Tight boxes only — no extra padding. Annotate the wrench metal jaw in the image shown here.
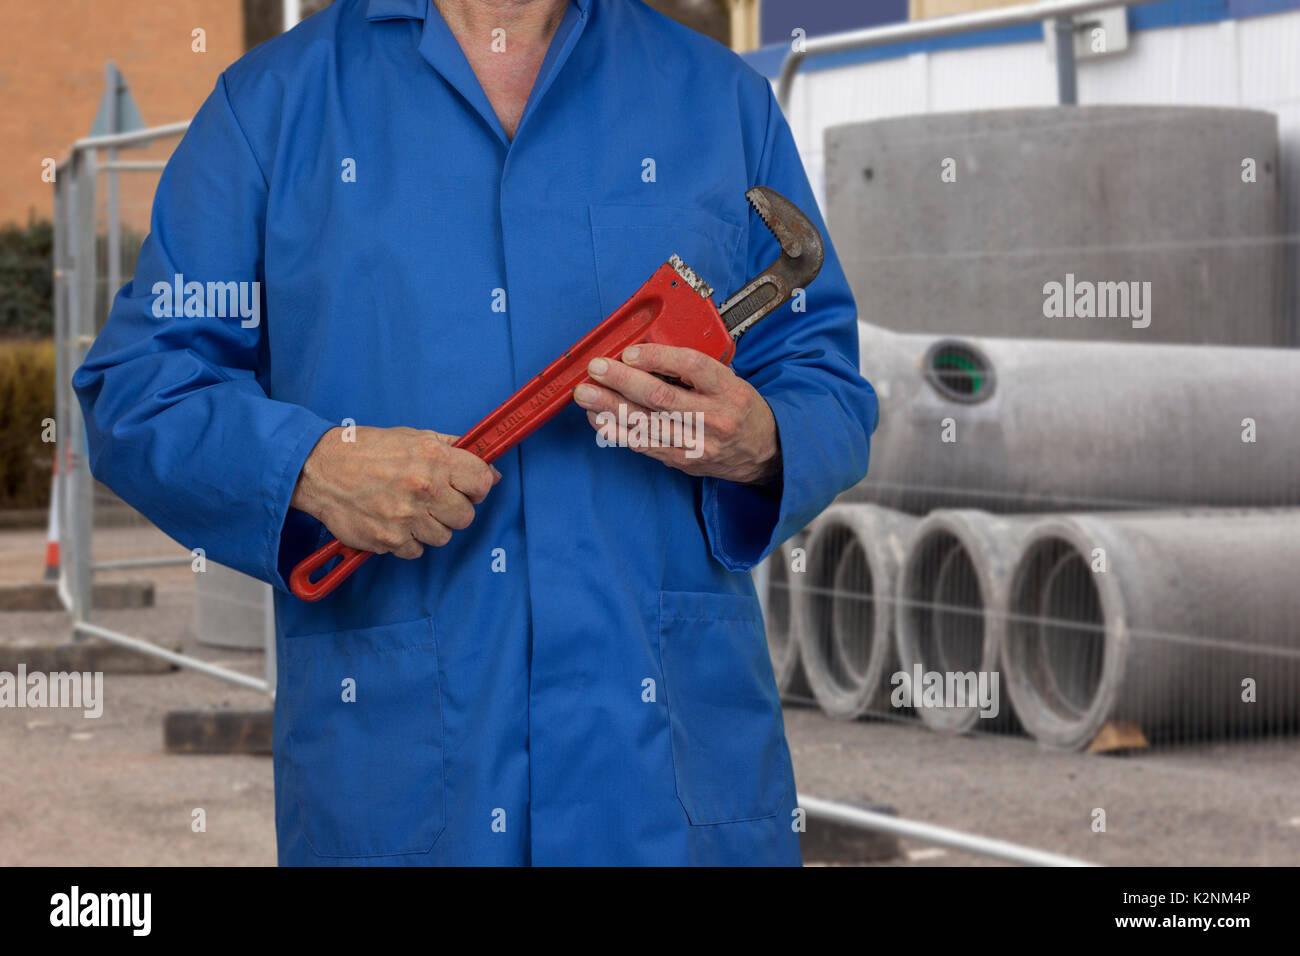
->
[719,186,825,340]
[668,254,714,300]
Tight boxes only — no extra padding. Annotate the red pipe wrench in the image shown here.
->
[290,186,825,600]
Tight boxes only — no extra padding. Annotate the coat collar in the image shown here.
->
[366,0,593,147]
[365,0,425,20]
[366,0,591,22]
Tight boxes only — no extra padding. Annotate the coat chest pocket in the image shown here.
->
[279,616,445,858]
[658,590,791,826]
[589,203,744,319]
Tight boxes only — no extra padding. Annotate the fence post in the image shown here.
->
[264,587,277,696]
[51,170,69,591]
[68,148,97,628]
[57,164,76,611]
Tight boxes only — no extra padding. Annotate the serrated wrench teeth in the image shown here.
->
[668,254,714,300]
[719,186,825,339]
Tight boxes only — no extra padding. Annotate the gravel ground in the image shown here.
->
[783,705,1300,866]
[1,526,274,866]
[3,525,1298,866]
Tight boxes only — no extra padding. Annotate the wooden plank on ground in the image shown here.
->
[0,580,155,612]
[164,710,273,755]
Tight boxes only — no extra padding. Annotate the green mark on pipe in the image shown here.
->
[935,353,982,394]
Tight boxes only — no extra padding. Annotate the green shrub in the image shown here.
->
[0,339,55,509]
[0,220,54,338]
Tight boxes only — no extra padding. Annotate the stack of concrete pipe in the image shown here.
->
[764,104,1300,747]
[892,510,1025,735]
[824,107,1287,347]
[794,504,914,719]
[757,533,814,702]
[849,324,1300,514]
[1001,510,1300,748]
[769,321,1300,748]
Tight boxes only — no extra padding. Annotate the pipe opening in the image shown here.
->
[905,531,984,675]
[830,537,875,685]
[924,340,994,404]
[807,524,869,695]
[1008,538,1106,720]
[765,553,792,661]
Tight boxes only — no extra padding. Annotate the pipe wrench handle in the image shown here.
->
[457,261,731,463]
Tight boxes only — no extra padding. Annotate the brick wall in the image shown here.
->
[0,0,245,226]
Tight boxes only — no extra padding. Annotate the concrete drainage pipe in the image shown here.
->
[794,504,915,719]
[1001,510,1300,750]
[848,323,1300,514]
[894,510,1029,734]
[758,533,813,701]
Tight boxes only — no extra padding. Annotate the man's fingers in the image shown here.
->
[574,383,680,444]
[423,429,501,485]
[584,410,697,471]
[572,381,645,417]
[363,520,423,560]
[585,346,729,411]
[581,404,689,449]
[620,343,728,393]
[576,384,709,460]
[445,447,500,503]
[391,533,425,560]
[585,356,684,412]
[428,483,476,531]
[412,511,454,547]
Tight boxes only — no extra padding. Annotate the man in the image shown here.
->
[74,0,877,865]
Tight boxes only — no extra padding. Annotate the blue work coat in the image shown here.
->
[74,0,877,865]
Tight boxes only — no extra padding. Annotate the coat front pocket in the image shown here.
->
[589,203,744,319]
[279,616,445,858]
[658,590,791,826]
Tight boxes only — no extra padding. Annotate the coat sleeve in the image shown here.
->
[700,81,879,572]
[72,74,337,592]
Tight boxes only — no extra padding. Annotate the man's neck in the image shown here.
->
[432,0,570,140]
[433,0,569,48]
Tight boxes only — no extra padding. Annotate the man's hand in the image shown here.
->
[572,344,782,486]
[290,426,500,559]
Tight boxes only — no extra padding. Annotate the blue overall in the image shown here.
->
[73,0,877,865]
